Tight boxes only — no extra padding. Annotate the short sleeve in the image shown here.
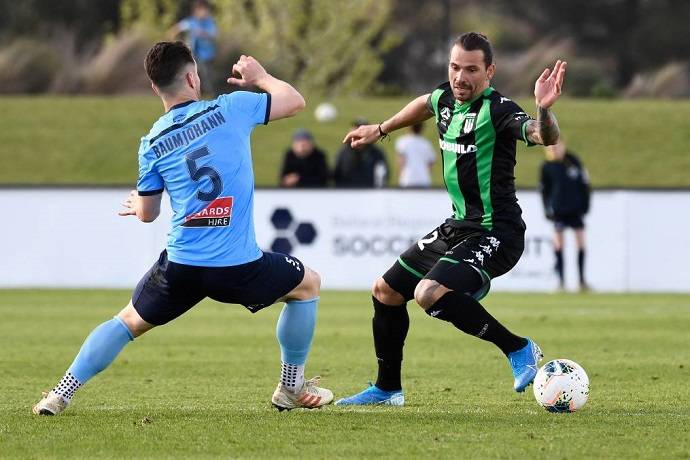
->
[205,18,218,37]
[492,97,535,146]
[427,84,447,120]
[218,91,271,128]
[177,19,191,32]
[137,140,164,196]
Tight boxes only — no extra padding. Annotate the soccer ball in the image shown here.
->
[314,102,337,122]
[533,359,589,413]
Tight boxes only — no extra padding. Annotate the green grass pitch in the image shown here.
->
[1,290,689,458]
[2,96,690,188]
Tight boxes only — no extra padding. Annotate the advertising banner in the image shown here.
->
[0,189,688,292]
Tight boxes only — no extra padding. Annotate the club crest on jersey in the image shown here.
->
[463,113,477,133]
[183,196,233,227]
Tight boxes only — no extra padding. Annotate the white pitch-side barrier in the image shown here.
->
[0,188,688,292]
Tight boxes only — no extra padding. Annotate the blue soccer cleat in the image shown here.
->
[335,383,404,406]
[508,338,543,392]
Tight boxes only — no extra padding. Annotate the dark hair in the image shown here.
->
[192,0,211,9]
[453,32,493,68]
[411,123,423,134]
[144,41,195,89]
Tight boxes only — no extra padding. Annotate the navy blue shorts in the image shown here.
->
[554,214,585,231]
[132,251,305,325]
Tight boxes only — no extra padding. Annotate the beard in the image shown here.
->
[452,83,474,101]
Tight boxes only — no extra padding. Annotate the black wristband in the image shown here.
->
[378,124,389,141]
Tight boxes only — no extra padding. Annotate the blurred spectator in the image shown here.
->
[334,118,389,188]
[170,0,217,95]
[395,123,436,187]
[540,139,591,291]
[280,130,329,188]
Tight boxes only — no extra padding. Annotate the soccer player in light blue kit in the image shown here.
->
[33,41,333,415]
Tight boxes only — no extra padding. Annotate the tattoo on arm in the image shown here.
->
[525,107,560,145]
[535,106,560,145]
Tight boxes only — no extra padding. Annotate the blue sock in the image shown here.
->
[276,297,318,365]
[67,316,134,384]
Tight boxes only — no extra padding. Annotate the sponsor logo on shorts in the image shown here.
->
[182,197,233,227]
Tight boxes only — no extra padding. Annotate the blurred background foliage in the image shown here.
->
[0,0,688,97]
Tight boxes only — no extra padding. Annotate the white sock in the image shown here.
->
[52,372,82,402]
[280,362,305,392]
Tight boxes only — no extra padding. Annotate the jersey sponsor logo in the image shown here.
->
[182,196,233,227]
[463,113,477,133]
[439,139,477,155]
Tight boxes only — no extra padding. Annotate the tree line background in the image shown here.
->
[0,0,688,97]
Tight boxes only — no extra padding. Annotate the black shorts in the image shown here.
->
[132,251,305,325]
[385,219,525,300]
[554,214,585,231]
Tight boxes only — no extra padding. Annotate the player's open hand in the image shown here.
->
[534,60,567,109]
[118,190,138,217]
[227,55,269,88]
[342,124,381,149]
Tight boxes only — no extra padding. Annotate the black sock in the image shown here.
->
[578,249,586,285]
[554,249,564,286]
[426,291,527,356]
[372,296,409,391]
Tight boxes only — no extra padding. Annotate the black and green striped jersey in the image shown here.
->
[427,82,534,230]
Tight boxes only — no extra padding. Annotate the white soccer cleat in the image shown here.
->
[32,390,69,416]
[271,376,334,411]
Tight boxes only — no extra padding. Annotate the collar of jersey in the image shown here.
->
[454,86,494,110]
[168,100,196,112]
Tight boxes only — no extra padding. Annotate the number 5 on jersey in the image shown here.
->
[182,146,234,228]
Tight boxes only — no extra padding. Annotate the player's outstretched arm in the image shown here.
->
[227,55,305,121]
[343,94,433,149]
[525,60,567,146]
[118,190,162,223]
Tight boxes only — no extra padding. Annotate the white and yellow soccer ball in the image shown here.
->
[314,102,337,122]
[533,359,589,413]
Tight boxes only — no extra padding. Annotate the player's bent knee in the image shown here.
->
[118,302,155,338]
[372,277,405,306]
[306,267,321,295]
[287,266,320,300]
[414,279,449,310]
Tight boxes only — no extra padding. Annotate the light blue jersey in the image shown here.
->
[137,92,271,267]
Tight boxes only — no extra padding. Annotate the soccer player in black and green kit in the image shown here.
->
[336,32,567,405]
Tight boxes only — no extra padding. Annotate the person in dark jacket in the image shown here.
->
[333,119,389,188]
[279,129,329,187]
[540,139,591,291]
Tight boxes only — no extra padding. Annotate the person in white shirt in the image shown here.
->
[395,123,436,187]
